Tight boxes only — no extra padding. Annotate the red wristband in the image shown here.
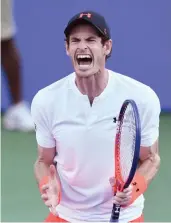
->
[129,172,147,205]
[39,176,49,194]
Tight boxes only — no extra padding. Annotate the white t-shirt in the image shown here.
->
[31,70,160,222]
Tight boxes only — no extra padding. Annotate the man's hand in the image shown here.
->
[113,186,132,206]
[110,177,133,206]
[40,165,61,215]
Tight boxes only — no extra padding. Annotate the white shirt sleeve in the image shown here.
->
[31,91,56,148]
[140,87,161,147]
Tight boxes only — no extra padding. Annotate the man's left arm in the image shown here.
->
[137,139,160,185]
[128,88,161,203]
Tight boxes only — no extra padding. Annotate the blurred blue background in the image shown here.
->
[1,0,171,111]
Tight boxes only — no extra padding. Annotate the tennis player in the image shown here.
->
[31,11,161,222]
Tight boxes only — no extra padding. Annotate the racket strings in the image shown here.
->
[119,104,136,182]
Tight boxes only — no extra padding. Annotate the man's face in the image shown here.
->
[66,24,112,77]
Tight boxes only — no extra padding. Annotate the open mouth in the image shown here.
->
[76,54,93,68]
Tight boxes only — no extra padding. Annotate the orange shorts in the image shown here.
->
[45,212,144,222]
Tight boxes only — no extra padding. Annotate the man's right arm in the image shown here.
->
[34,145,56,183]
[31,91,56,183]
[31,92,61,211]
[35,145,61,212]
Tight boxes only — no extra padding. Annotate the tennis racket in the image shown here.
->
[110,99,141,222]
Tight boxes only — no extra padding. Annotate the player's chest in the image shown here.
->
[51,102,120,144]
[51,111,117,160]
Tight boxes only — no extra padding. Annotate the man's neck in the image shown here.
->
[75,69,109,104]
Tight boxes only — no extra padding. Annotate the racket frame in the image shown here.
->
[110,100,141,222]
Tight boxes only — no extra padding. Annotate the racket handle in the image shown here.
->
[110,203,121,222]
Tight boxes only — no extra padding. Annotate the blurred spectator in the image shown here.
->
[1,0,34,132]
